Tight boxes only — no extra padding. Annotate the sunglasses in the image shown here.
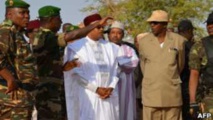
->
[149,21,165,25]
[149,21,161,25]
[97,25,104,29]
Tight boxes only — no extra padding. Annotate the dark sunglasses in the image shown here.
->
[97,25,104,29]
[149,21,161,25]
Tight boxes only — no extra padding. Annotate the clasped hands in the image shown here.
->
[96,87,113,99]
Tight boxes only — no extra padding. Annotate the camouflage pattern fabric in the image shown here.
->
[202,89,213,120]
[34,77,65,120]
[33,28,64,78]
[0,19,38,119]
[189,40,207,71]
[189,39,213,120]
[0,85,34,120]
[33,28,66,119]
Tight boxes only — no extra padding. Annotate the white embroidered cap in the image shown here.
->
[110,21,124,30]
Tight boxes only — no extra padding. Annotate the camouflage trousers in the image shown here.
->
[0,85,34,120]
[35,77,66,120]
[201,89,213,120]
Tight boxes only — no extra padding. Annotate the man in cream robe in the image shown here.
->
[108,21,139,120]
[64,36,120,120]
[64,13,120,120]
[117,45,139,120]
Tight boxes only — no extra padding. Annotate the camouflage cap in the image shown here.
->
[65,25,79,32]
[5,0,30,8]
[38,5,61,18]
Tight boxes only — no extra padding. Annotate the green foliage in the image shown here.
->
[82,0,213,38]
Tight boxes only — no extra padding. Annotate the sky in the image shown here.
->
[0,0,94,25]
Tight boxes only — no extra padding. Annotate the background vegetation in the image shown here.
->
[82,0,213,40]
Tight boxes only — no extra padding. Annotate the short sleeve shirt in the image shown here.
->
[189,40,207,71]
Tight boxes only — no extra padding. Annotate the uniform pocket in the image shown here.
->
[167,49,178,63]
[172,78,182,85]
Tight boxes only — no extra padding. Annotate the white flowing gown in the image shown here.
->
[117,44,139,120]
[63,37,120,120]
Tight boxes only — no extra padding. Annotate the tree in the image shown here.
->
[82,0,213,38]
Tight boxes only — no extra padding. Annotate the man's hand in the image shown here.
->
[0,68,18,94]
[102,87,114,99]
[105,87,113,96]
[96,87,114,99]
[189,103,200,119]
[99,17,113,27]
[96,87,107,99]
[5,79,18,94]
[10,90,19,100]
[63,58,80,71]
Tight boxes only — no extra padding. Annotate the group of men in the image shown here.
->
[0,0,114,119]
[0,0,137,120]
[0,0,213,120]
[63,14,139,120]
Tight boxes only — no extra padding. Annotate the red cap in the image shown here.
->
[83,13,102,26]
[27,20,40,31]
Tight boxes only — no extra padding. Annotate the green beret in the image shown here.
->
[66,25,79,32]
[5,0,30,8]
[38,5,61,18]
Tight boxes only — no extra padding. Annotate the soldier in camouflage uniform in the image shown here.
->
[189,12,213,120]
[33,5,113,119]
[0,0,38,119]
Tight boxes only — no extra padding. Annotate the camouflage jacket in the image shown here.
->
[189,40,207,71]
[33,28,65,79]
[0,19,38,89]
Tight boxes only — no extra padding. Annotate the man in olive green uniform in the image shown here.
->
[189,12,213,120]
[33,5,112,119]
[0,0,38,119]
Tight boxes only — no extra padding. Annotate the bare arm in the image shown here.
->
[0,29,18,93]
[64,17,113,42]
[0,68,18,94]
[189,69,199,103]
[178,41,185,73]
[64,22,99,42]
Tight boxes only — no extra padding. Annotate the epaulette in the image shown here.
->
[40,27,51,32]
[2,19,13,26]
[0,20,14,31]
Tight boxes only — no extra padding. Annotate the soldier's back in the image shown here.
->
[33,28,66,119]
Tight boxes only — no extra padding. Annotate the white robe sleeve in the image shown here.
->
[108,44,119,88]
[109,71,119,88]
[72,68,98,93]
[65,46,98,93]
[117,45,139,73]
